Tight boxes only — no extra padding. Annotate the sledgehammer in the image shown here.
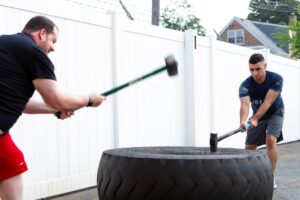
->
[210,123,251,152]
[101,54,178,96]
[55,54,178,118]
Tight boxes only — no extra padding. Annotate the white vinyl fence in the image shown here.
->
[0,0,300,199]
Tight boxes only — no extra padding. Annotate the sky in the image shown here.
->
[66,0,252,34]
[123,0,252,34]
[184,0,252,34]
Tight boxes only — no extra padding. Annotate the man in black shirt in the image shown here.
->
[0,16,106,199]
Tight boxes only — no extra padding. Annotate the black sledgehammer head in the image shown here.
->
[165,54,178,76]
[210,133,218,152]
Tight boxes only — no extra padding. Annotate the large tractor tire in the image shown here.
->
[97,147,273,200]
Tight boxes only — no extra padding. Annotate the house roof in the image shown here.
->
[219,16,289,56]
[252,21,289,53]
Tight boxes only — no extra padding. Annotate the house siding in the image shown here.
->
[220,20,262,46]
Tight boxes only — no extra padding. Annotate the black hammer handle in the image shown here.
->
[217,127,244,142]
[217,123,251,142]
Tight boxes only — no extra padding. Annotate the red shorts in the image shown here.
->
[0,133,28,180]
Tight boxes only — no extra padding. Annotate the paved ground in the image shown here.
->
[45,141,300,200]
[272,141,300,200]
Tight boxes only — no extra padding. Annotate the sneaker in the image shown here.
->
[274,180,277,189]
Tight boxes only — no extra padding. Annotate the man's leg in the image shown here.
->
[266,134,278,173]
[0,174,23,200]
[245,119,266,151]
[245,144,257,150]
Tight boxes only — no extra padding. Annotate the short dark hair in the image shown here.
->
[249,53,265,64]
[22,15,58,34]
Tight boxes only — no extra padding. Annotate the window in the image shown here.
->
[227,29,244,45]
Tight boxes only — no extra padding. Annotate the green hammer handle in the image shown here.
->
[54,65,167,119]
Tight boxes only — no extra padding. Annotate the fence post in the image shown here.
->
[260,48,270,63]
[184,29,197,146]
[209,34,217,134]
[111,11,123,148]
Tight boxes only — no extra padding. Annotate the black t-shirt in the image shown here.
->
[0,33,56,132]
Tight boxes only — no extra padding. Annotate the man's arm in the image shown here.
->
[250,89,280,124]
[23,98,57,114]
[240,96,250,128]
[32,79,105,111]
[23,98,74,119]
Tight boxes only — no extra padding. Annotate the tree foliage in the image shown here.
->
[160,0,206,36]
[247,0,300,24]
[274,20,300,59]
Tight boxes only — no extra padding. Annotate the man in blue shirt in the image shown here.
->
[239,53,284,189]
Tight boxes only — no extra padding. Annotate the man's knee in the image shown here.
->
[0,174,23,200]
[266,134,277,148]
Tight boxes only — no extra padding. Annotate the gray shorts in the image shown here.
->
[246,108,284,146]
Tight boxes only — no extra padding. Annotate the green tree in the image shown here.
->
[275,20,300,58]
[247,0,300,24]
[160,0,206,36]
